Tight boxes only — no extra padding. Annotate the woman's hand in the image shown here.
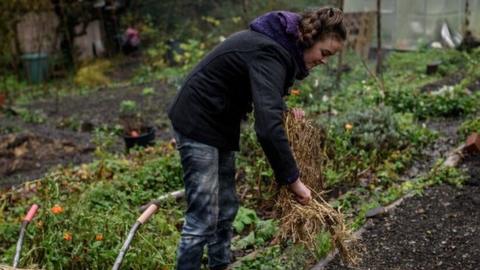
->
[291,108,305,121]
[288,178,312,205]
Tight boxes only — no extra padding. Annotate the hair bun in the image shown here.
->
[298,6,347,48]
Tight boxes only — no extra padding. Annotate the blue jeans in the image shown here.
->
[174,131,239,270]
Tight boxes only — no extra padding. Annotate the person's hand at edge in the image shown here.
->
[291,108,305,121]
[288,178,311,205]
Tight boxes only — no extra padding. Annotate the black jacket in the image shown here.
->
[168,30,300,184]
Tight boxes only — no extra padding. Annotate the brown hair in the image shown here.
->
[298,7,347,48]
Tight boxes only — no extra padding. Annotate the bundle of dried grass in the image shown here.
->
[274,111,357,264]
[284,111,326,190]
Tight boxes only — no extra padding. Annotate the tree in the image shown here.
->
[51,0,100,69]
[376,0,382,75]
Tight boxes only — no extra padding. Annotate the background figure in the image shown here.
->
[121,27,140,55]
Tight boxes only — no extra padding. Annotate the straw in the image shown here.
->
[274,111,357,264]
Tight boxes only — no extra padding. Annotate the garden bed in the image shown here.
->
[25,81,173,130]
[0,132,93,189]
[0,80,176,187]
[325,153,480,270]
[1,46,479,269]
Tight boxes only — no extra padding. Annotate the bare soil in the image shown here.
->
[320,111,480,270]
[421,72,480,93]
[0,80,176,188]
[26,81,174,131]
[324,154,480,270]
[420,73,464,93]
[0,130,93,188]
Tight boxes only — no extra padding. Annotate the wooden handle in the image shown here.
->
[23,204,39,222]
[137,204,158,224]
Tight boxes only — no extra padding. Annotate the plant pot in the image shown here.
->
[123,126,155,151]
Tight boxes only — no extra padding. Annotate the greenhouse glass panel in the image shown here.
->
[344,0,480,50]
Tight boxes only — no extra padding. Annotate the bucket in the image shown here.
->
[21,53,49,84]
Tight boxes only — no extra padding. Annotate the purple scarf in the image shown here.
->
[249,11,309,80]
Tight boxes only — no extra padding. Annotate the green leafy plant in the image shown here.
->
[133,38,207,85]
[0,142,183,269]
[141,87,155,116]
[314,230,333,258]
[92,125,122,159]
[173,40,205,73]
[458,117,480,139]
[233,207,258,234]
[0,75,28,102]
[424,165,466,187]
[119,100,145,136]
[232,207,278,250]
[17,108,46,124]
[120,100,137,115]
[237,119,275,202]
[340,105,403,151]
[233,246,284,270]
[142,87,154,96]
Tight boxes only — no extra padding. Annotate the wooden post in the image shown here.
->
[464,0,470,35]
[335,0,344,90]
[376,0,382,75]
[241,0,250,26]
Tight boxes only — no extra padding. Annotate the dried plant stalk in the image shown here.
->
[284,112,325,189]
[274,111,357,264]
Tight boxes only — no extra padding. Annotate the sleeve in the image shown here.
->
[249,49,299,185]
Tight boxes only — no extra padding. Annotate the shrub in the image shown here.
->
[74,60,112,87]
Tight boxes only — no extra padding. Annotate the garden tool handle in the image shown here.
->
[23,204,39,223]
[137,204,158,224]
[112,222,141,270]
[138,189,185,213]
[14,204,39,267]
